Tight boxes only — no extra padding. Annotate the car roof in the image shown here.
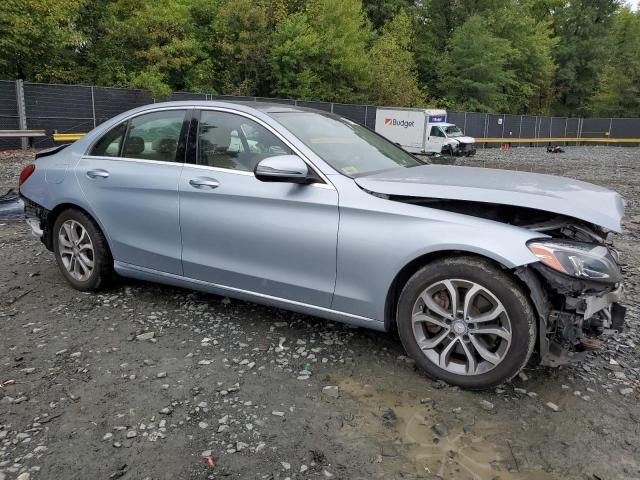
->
[144,100,324,116]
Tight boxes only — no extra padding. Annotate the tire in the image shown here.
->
[52,208,113,291]
[396,256,536,390]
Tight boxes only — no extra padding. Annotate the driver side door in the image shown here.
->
[178,109,339,307]
[425,125,447,153]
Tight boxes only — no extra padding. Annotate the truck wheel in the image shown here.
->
[396,256,536,390]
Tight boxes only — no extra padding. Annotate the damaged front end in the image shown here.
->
[387,195,627,366]
[515,218,626,366]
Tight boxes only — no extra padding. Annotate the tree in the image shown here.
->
[551,0,620,115]
[270,13,322,99]
[590,8,640,116]
[304,0,373,102]
[85,0,205,98]
[368,10,425,106]
[362,0,413,30]
[437,15,515,112]
[213,0,272,96]
[484,0,557,114]
[0,0,84,81]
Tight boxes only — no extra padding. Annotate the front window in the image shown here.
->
[198,111,292,171]
[272,112,423,177]
[443,125,464,137]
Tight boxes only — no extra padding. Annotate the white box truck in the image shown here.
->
[374,108,476,156]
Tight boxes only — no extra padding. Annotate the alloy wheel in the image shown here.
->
[58,219,95,281]
[411,279,512,376]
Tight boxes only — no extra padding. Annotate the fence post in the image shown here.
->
[91,86,97,128]
[518,115,523,140]
[16,79,28,149]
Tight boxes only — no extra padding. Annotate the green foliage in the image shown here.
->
[0,0,84,81]
[1,0,638,115]
[438,15,515,112]
[551,0,619,115]
[305,0,373,102]
[368,10,425,106]
[270,13,322,99]
[590,8,640,116]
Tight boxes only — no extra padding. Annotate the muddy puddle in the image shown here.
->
[338,377,559,480]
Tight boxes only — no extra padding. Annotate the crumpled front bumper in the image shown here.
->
[516,263,626,367]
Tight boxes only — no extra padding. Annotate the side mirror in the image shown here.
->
[254,155,310,184]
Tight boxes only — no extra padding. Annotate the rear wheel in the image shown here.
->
[396,256,536,389]
[52,209,113,291]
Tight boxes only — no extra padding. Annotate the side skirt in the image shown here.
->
[114,261,385,331]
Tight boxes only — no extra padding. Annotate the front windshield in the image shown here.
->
[443,125,464,137]
[272,112,423,177]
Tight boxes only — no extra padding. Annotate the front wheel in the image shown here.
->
[396,256,536,390]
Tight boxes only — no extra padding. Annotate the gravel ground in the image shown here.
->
[0,146,639,480]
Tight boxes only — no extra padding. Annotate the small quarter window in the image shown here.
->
[121,110,187,162]
[90,122,126,157]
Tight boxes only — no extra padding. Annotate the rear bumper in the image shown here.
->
[21,194,52,249]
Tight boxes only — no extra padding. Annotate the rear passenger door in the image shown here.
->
[76,108,189,275]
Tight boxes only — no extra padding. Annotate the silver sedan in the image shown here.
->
[18,101,626,389]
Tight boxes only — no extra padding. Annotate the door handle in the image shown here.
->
[189,177,220,189]
[86,169,109,179]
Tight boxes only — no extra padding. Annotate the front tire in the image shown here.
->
[52,209,113,291]
[396,256,536,390]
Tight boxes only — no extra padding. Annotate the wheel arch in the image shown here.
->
[44,202,113,255]
[383,249,515,333]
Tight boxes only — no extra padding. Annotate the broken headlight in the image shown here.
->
[527,240,622,283]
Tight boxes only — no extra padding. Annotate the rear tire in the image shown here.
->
[396,256,536,390]
[52,209,113,291]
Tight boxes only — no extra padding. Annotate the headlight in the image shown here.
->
[527,240,622,283]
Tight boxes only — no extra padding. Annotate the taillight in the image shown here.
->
[18,164,36,188]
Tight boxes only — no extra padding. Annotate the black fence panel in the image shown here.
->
[486,114,504,137]
[295,100,332,112]
[256,97,295,105]
[0,80,17,117]
[93,87,153,125]
[332,103,366,125]
[447,111,465,130]
[463,112,486,137]
[519,116,536,138]
[537,117,551,138]
[610,118,639,138]
[211,95,255,102]
[170,92,206,101]
[0,81,19,149]
[502,115,520,138]
[365,105,376,128]
[3,79,640,150]
[550,117,568,137]
[581,118,610,138]
[24,82,93,119]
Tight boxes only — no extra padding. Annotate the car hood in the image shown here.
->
[355,165,624,232]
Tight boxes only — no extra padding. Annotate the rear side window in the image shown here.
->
[90,122,126,157]
[122,110,187,162]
